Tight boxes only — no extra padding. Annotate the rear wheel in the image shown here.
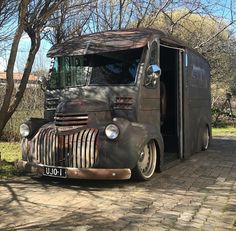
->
[202,126,210,150]
[133,140,157,181]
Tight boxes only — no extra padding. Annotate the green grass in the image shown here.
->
[0,142,21,161]
[0,142,21,178]
[212,127,236,137]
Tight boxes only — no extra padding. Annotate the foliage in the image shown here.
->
[211,100,236,127]
[0,0,63,138]
[0,85,44,141]
[44,0,179,44]
[0,0,17,43]
[144,9,236,102]
[45,0,236,100]
[44,0,93,44]
[0,0,235,141]
[0,142,21,178]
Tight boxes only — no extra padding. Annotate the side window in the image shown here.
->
[74,57,88,86]
[64,56,72,86]
[144,41,159,88]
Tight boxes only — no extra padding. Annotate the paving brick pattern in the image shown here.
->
[0,137,236,230]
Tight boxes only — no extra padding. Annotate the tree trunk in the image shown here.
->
[0,0,63,139]
[9,30,41,114]
[0,1,28,137]
[0,29,41,137]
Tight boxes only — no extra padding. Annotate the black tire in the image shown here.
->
[132,140,157,181]
[202,126,210,150]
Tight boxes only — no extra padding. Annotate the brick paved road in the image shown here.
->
[0,137,236,231]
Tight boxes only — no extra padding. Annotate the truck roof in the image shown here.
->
[47,28,192,57]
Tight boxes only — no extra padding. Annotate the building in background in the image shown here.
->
[0,72,38,87]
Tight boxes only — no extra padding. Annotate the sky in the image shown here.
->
[0,33,52,73]
[0,0,235,73]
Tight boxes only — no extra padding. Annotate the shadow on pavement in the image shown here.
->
[29,137,236,190]
[0,137,235,230]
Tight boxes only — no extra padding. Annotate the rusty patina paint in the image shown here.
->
[16,160,131,180]
[19,28,211,180]
[47,28,189,57]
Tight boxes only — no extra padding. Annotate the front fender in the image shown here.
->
[134,122,164,171]
[95,118,164,170]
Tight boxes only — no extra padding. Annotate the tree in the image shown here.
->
[87,0,173,32]
[133,0,236,105]
[0,0,18,66]
[0,0,63,137]
[153,9,236,102]
[0,0,235,137]
[44,0,176,44]
[0,0,17,43]
[44,0,93,45]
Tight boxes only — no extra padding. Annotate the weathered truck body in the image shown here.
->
[18,28,211,180]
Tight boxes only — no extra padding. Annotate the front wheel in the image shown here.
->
[132,140,157,181]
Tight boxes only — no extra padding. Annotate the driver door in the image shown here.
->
[139,39,161,124]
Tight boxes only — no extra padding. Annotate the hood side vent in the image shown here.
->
[46,98,60,111]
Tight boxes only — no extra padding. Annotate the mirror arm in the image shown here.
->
[37,76,47,91]
[40,84,47,91]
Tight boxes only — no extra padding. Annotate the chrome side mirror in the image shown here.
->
[37,76,47,91]
[144,64,161,88]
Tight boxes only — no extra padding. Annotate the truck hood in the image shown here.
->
[56,99,110,114]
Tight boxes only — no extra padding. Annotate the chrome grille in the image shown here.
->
[31,127,99,168]
[54,113,88,127]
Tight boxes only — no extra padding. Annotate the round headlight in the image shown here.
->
[105,124,119,140]
[20,123,30,137]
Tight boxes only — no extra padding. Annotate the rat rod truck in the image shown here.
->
[17,28,211,181]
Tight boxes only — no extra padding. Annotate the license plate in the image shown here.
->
[43,166,66,178]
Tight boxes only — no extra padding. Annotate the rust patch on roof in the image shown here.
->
[47,29,155,57]
[47,28,190,57]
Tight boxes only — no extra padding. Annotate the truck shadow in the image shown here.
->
[32,175,131,190]
[30,136,236,191]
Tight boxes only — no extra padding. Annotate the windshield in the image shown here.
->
[48,48,143,89]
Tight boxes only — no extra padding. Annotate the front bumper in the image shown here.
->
[16,160,131,180]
